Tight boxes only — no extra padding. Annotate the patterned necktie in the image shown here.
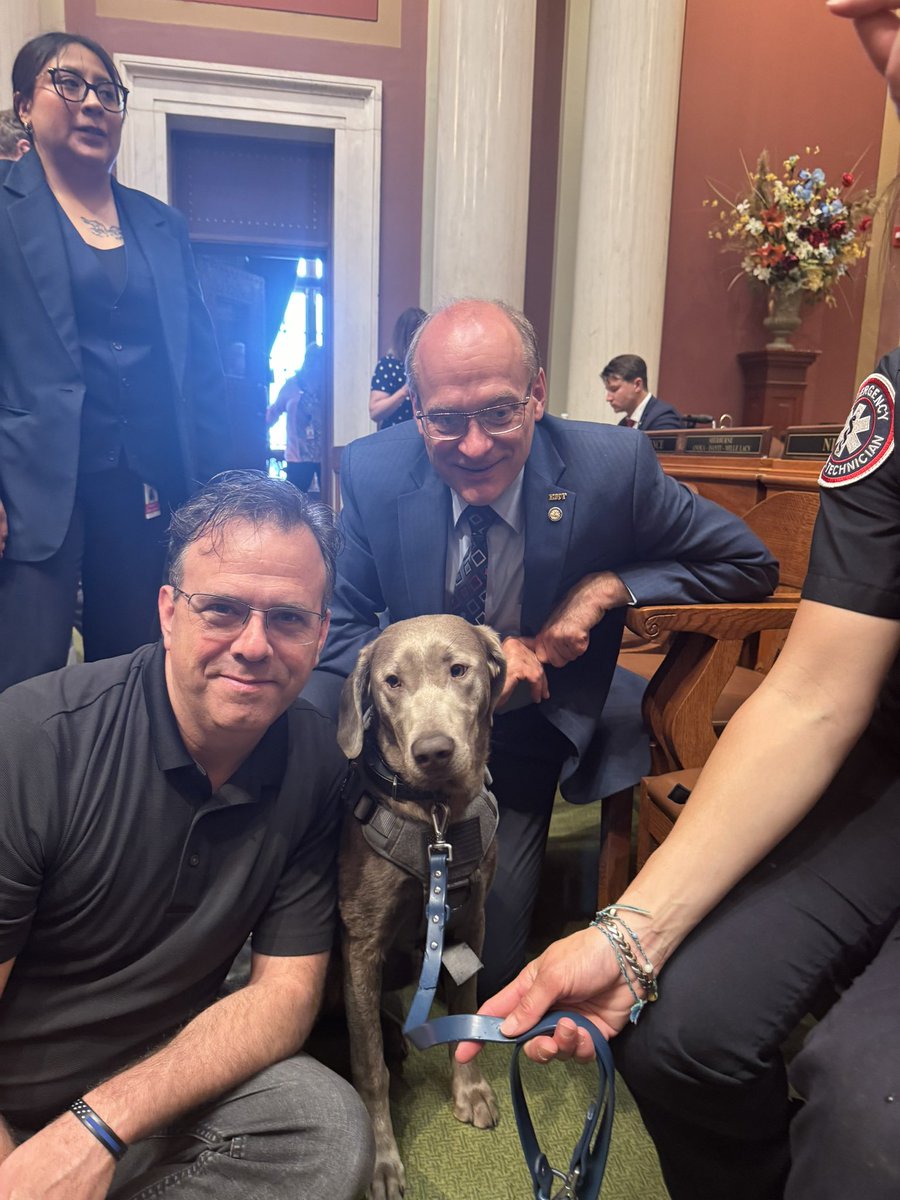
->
[451,506,497,626]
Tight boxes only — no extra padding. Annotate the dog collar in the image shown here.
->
[356,737,441,803]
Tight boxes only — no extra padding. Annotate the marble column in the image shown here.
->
[425,0,537,309]
[2,2,65,108]
[2,1,42,108]
[562,0,686,422]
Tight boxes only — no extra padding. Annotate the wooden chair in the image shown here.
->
[597,490,820,904]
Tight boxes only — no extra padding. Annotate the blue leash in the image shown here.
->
[403,843,615,1200]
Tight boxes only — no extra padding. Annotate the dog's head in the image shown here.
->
[337,615,506,800]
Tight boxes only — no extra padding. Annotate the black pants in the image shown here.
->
[0,466,171,691]
[478,704,574,1002]
[614,731,900,1200]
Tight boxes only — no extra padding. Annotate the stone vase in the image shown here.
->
[762,287,804,350]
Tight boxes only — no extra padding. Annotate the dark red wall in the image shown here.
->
[660,0,888,423]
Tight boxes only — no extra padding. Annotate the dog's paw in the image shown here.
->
[368,1152,406,1200]
[451,1075,500,1129]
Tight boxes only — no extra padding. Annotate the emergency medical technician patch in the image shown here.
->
[820,371,895,488]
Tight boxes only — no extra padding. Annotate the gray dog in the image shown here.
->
[336,614,506,1200]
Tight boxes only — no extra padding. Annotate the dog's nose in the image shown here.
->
[411,733,455,770]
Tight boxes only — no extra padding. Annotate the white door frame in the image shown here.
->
[114,53,381,449]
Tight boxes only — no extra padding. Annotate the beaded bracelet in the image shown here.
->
[590,903,659,1020]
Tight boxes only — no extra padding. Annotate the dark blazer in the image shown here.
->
[308,415,777,802]
[638,395,682,431]
[0,151,228,562]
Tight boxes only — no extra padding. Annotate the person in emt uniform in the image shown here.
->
[0,472,373,1200]
[304,298,777,1001]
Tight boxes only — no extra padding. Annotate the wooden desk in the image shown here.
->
[657,455,821,517]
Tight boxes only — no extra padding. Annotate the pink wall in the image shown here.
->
[660,0,888,424]
[65,0,428,353]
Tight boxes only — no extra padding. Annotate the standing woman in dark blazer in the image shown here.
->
[0,32,231,691]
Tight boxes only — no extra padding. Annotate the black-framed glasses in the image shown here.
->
[172,588,325,644]
[47,67,129,113]
[415,394,532,443]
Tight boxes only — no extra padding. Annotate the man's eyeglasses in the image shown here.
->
[172,588,325,644]
[47,68,129,114]
[415,396,531,443]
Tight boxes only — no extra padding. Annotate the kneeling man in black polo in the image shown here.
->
[0,471,374,1200]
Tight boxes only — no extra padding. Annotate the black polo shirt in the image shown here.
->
[0,642,346,1129]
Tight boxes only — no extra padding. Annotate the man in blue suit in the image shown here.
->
[601,353,682,430]
[306,301,776,997]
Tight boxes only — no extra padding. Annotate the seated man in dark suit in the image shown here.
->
[601,353,682,430]
[304,300,776,999]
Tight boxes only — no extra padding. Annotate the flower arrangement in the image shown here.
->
[706,149,878,305]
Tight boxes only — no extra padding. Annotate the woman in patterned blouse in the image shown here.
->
[368,306,426,429]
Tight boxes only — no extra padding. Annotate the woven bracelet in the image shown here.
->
[591,905,659,1005]
[590,920,648,1024]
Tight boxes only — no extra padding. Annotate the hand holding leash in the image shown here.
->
[405,847,622,1198]
[455,926,639,1067]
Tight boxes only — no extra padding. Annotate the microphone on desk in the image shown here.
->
[681,414,716,429]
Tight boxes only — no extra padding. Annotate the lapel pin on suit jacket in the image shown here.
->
[547,491,567,522]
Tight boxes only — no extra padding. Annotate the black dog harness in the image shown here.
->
[350,743,499,912]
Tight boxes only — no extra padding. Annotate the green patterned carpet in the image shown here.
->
[313,794,669,1199]
[392,795,667,1199]
[392,1035,666,1199]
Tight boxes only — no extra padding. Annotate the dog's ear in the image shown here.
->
[337,641,374,759]
[473,624,507,717]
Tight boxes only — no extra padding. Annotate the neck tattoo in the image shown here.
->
[80,216,123,240]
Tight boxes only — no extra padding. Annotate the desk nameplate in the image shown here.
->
[647,433,680,453]
[649,427,773,457]
[782,425,843,459]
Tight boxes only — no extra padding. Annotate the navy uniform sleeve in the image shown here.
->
[803,352,900,620]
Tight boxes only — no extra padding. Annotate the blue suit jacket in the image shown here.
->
[0,151,229,562]
[638,395,682,431]
[309,415,777,802]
